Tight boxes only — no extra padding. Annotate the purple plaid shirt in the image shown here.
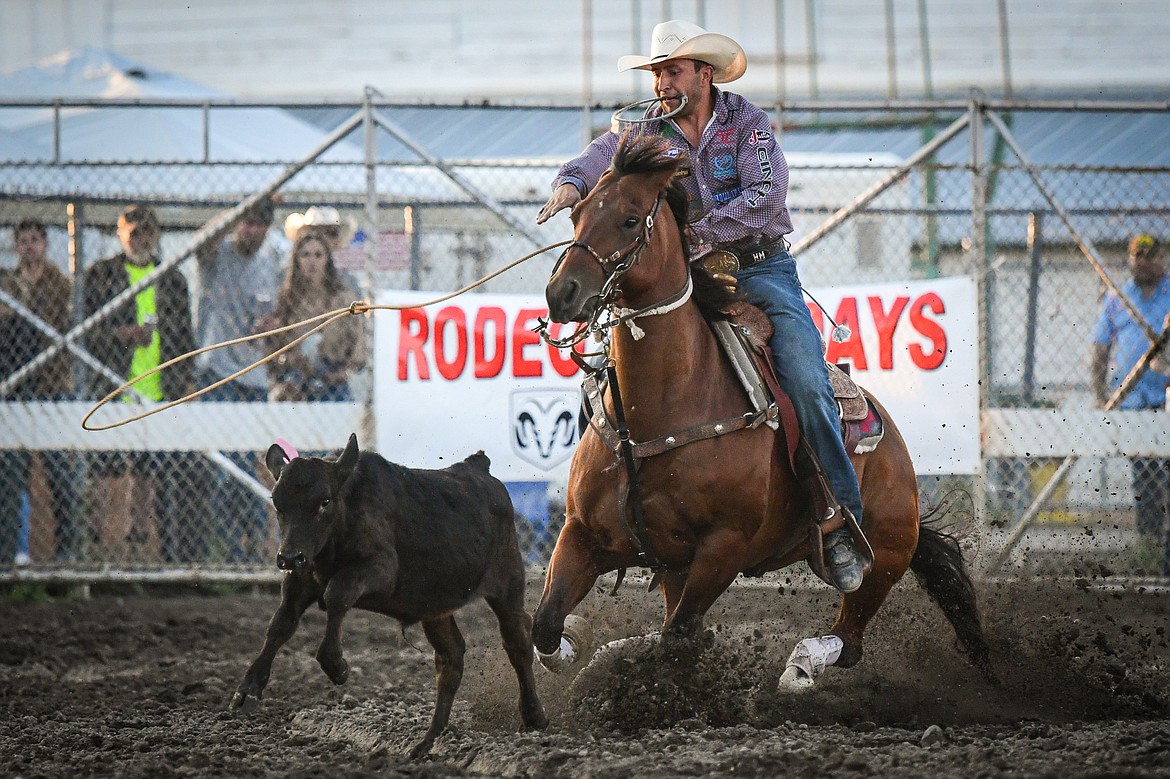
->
[553,89,792,252]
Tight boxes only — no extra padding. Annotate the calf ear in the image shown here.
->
[335,433,360,484]
[265,443,290,480]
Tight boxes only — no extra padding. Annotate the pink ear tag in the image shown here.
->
[275,438,299,462]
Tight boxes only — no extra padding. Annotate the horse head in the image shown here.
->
[545,133,690,324]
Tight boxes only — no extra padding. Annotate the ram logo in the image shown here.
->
[510,389,578,470]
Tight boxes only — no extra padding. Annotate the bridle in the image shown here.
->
[539,190,692,348]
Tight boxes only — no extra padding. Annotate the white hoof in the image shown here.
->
[535,615,592,674]
[777,664,816,692]
[776,635,843,694]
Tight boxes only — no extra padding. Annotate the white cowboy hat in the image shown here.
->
[284,206,349,243]
[303,205,342,227]
[617,20,747,83]
[282,211,305,242]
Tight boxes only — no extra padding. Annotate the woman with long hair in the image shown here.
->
[267,232,367,401]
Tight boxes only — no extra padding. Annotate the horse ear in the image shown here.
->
[649,167,677,196]
[265,443,289,480]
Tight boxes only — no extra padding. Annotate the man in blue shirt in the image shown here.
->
[1091,233,1170,575]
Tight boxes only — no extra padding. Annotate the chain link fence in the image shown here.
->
[2,96,1168,581]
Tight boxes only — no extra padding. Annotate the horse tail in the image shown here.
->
[909,506,997,683]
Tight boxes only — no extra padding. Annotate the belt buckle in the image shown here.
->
[697,249,740,275]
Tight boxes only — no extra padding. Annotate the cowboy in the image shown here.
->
[536,20,867,592]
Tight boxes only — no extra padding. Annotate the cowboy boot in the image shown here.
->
[824,516,865,593]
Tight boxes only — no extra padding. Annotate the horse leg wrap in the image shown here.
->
[778,635,844,692]
[535,615,592,673]
[535,637,577,672]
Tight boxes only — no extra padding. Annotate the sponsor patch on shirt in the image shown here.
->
[747,129,773,146]
[712,186,743,205]
[713,153,737,180]
[713,128,736,145]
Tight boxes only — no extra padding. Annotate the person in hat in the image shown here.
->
[285,205,348,255]
[1091,233,1170,576]
[193,197,283,563]
[536,20,867,593]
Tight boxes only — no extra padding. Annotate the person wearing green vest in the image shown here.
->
[83,204,196,563]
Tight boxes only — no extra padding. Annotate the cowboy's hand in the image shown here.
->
[536,183,581,224]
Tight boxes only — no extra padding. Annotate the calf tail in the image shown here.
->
[909,506,996,683]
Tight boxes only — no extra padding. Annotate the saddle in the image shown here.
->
[718,301,886,459]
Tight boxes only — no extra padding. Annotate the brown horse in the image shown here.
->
[533,133,991,691]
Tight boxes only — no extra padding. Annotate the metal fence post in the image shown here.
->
[361,87,379,450]
[968,98,991,531]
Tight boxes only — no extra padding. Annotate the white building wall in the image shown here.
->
[0,0,1167,101]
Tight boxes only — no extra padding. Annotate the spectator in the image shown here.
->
[267,232,366,402]
[194,198,281,563]
[1091,233,1170,576]
[83,205,197,563]
[0,219,79,563]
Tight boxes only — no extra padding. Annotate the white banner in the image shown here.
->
[373,276,980,479]
[373,290,584,481]
[804,276,980,474]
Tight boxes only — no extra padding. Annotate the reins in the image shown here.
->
[82,239,572,431]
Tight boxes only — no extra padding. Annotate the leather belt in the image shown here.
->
[731,236,791,268]
[695,236,791,276]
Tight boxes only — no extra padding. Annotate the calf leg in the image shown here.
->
[411,615,466,759]
[317,565,380,685]
[231,576,318,708]
[485,593,549,732]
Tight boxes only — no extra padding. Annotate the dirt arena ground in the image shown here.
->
[2,558,1168,779]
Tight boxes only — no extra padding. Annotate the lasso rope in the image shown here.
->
[82,239,571,431]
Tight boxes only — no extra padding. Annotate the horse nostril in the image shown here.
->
[548,279,581,320]
[294,553,307,568]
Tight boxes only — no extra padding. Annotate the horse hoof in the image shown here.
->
[777,664,816,693]
[777,635,843,693]
[535,615,593,673]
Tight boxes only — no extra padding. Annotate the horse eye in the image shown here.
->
[623,216,639,229]
[320,498,331,510]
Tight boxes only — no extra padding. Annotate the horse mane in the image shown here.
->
[611,132,739,322]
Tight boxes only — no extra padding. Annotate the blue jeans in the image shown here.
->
[0,448,79,564]
[735,251,864,526]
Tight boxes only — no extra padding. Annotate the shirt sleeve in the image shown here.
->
[552,131,621,197]
[689,106,792,246]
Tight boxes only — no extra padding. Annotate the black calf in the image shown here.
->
[229,433,547,758]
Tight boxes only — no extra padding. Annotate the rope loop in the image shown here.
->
[82,238,572,431]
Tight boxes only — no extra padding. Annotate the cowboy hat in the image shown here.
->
[617,20,746,83]
[283,205,346,242]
